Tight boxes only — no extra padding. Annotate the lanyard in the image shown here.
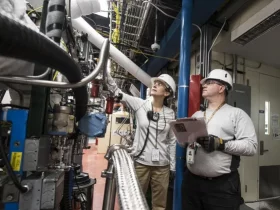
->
[204,102,225,126]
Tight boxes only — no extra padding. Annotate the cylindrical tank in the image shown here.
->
[105,97,114,114]
[91,80,100,98]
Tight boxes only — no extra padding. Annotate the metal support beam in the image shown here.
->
[27,0,50,137]
[173,0,193,210]
[140,83,147,99]
[233,54,237,83]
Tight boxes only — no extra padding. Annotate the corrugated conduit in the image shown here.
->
[112,149,149,210]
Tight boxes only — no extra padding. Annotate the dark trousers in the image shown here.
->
[182,169,244,210]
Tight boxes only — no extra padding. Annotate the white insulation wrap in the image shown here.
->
[66,0,101,19]
[72,17,152,88]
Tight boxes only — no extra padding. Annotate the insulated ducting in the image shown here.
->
[72,17,152,88]
[46,0,66,44]
[66,0,101,19]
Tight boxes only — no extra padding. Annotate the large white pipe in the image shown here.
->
[66,0,101,19]
[72,17,151,87]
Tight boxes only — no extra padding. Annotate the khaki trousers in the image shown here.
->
[135,162,170,210]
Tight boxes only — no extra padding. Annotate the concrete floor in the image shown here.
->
[82,143,119,210]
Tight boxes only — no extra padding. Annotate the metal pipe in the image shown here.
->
[154,10,158,44]
[0,40,109,88]
[174,0,193,210]
[233,54,237,83]
[102,161,116,210]
[22,68,51,79]
[109,1,112,42]
[83,41,89,61]
[72,17,151,87]
[207,18,227,75]
[192,24,202,75]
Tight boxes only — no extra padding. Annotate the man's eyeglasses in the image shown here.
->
[202,80,223,86]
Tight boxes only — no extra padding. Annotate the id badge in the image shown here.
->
[187,147,195,164]
[152,148,160,162]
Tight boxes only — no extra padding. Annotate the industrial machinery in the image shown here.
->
[0,0,152,209]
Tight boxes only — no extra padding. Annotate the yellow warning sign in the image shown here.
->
[10,152,22,171]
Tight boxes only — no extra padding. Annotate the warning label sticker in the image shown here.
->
[10,152,22,171]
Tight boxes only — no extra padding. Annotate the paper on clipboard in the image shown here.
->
[170,117,208,144]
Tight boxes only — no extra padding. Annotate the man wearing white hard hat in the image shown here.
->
[106,72,176,210]
[181,69,258,210]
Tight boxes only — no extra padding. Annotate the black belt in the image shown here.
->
[190,171,237,181]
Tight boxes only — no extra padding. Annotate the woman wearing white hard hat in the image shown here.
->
[106,69,176,210]
[181,69,257,210]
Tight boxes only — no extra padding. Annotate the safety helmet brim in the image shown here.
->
[151,77,171,90]
[200,78,232,90]
[151,74,176,94]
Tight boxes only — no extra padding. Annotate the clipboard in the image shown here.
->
[170,117,208,144]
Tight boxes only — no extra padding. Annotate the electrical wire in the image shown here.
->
[207,18,227,74]
[155,0,180,12]
[120,40,149,60]
[0,134,28,193]
[27,6,43,15]
[142,1,178,19]
[130,49,178,61]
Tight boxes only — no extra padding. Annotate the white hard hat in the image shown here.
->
[200,69,233,90]
[151,74,176,94]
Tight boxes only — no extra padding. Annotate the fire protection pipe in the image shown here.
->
[71,17,152,88]
[173,0,193,210]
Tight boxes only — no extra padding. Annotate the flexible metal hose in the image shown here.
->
[120,150,148,208]
[112,149,148,210]
[112,152,132,210]
[118,150,140,209]
[0,11,88,121]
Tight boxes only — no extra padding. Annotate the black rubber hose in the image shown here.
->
[0,12,88,121]
[0,134,28,193]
